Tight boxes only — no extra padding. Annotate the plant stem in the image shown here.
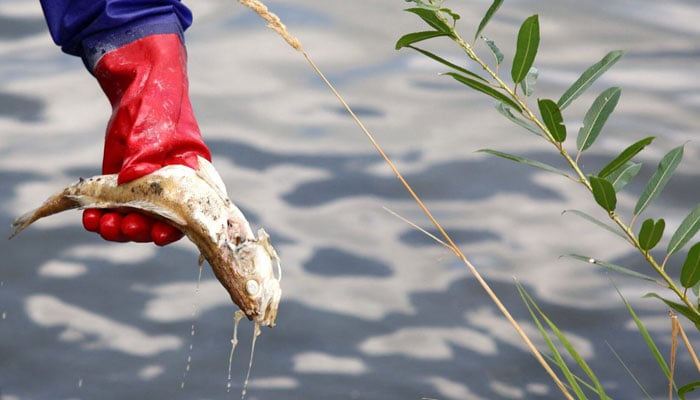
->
[434,6,700,320]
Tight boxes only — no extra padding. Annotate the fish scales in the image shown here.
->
[10,157,281,327]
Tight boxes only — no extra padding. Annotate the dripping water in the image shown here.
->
[240,322,261,400]
[227,310,246,393]
[180,263,204,389]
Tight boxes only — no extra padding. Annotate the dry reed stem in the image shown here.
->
[670,311,679,400]
[237,1,573,398]
[238,0,301,50]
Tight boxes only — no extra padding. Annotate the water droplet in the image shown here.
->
[588,258,596,264]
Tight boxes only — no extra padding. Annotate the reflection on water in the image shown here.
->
[1,1,699,399]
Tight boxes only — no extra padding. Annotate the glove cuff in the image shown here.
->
[82,14,186,72]
[94,33,211,184]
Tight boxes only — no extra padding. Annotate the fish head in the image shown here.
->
[229,228,282,327]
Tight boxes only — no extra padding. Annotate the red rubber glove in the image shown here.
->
[83,34,211,246]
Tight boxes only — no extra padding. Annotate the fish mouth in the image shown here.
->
[257,278,282,327]
[225,229,281,327]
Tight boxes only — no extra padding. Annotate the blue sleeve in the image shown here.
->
[39,0,193,68]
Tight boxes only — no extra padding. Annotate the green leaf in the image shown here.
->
[576,87,621,152]
[605,343,655,399]
[474,0,504,40]
[634,144,685,216]
[558,50,625,110]
[444,72,522,112]
[638,218,665,251]
[495,103,542,136]
[606,161,642,192]
[562,209,627,240]
[404,8,452,34]
[477,149,570,177]
[395,31,449,50]
[516,283,588,399]
[681,242,700,288]
[598,136,655,178]
[520,67,538,96]
[679,381,700,400]
[589,175,617,211]
[511,14,539,84]
[643,293,700,327]
[617,288,672,380]
[537,98,566,142]
[644,294,700,332]
[438,7,460,24]
[564,254,657,282]
[481,36,504,66]
[405,45,487,82]
[667,204,700,256]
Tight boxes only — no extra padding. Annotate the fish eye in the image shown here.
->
[246,279,260,296]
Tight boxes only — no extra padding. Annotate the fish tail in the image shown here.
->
[9,190,82,239]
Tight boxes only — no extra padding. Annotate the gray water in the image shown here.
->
[2,1,700,399]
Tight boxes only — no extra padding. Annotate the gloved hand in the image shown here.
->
[83,33,211,246]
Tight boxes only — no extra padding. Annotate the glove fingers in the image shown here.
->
[81,208,183,245]
[98,212,128,242]
[121,213,155,242]
[151,220,184,246]
[82,209,102,232]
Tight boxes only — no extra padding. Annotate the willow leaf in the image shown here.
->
[667,204,700,256]
[562,209,627,240]
[638,218,665,251]
[406,45,486,82]
[577,87,621,152]
[474,0,504,40]
[590,175,617,211]
[444,72,522,112]
[495,103,542,136]
[564,254,657,282]
[520,67,538,97]
[511,14,539,84]
[606,161,642,192]
[598,136,655,178]
[634,144,684,216]
[558,50,625,110]
[395,31,449,50]
[405,7,452,34]
[643,293,700,327]
[481,36,504,66]
[538,98,566,142]
[477,149,569,177]
[681,242,700,288]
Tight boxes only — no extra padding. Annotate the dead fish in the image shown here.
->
[9,156,281,327]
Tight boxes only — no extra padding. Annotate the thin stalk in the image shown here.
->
[301,49,575,400]
[431,5,700,320]
[441,18,592,191]
[237,2,575,397]
[676,315,700,374]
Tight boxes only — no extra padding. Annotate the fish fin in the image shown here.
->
[196,156,229,199]
[65,196,188,227]
[125,201,188,227]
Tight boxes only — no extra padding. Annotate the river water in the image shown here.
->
[1,1,700,399]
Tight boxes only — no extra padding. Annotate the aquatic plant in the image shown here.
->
[394,1,700,397]
[241,0,700,397]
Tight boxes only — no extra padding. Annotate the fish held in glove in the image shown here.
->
[10,157,282,327]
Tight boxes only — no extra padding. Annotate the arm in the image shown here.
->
[40,0,212,245]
